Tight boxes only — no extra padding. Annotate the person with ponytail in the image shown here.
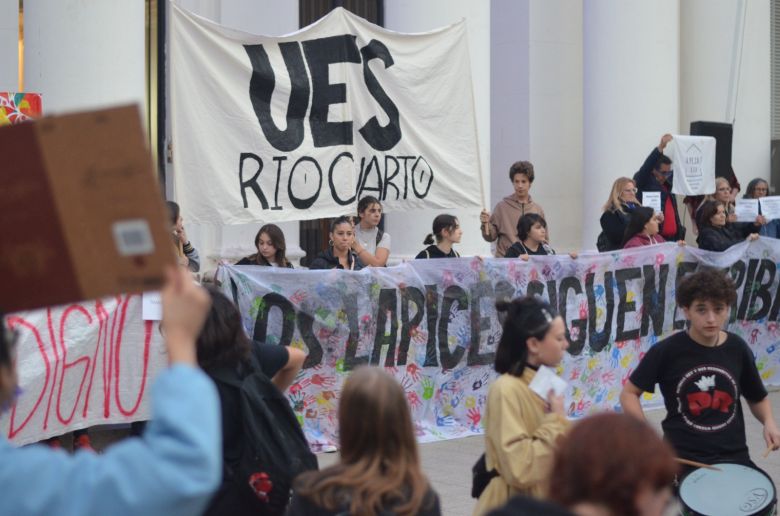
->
[289,367,441,516]
[308,216,364,270]
[351,196,391,267]
[473,297,570,516]
[621,206,666,249]
[414,214,462,259]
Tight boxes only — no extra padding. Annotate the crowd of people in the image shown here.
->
[3,133,780,516]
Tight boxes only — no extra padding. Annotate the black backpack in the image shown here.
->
[207,355,318,516]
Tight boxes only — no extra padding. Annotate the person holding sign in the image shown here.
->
[696,201,759,252]
[620,268,780,472]
[351,196,391,267]
[0,267,221,516]
[415,214,462,259]
[235,224,294,268]
[633,134,686,242]
[480,161,547,257]
[309,216,364,270]
[598,177,651,251]
[473,297,570,515]
[743,178,779,238]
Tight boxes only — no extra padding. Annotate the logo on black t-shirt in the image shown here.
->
[676,365,738,432]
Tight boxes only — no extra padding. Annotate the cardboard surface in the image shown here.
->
[0,105,175,312]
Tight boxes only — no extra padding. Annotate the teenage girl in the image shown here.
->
[351,196,391,267]
[415,214,462,259]
[308,216,364,270]
[235,224,292,267]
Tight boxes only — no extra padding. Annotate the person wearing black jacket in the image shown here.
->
[598,177,648,251]
[308,216,364,270]
[633,134,686,242]
[696,200,759,251]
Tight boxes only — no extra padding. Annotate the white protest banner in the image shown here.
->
[669,135,716,196]
[170,5,482,225]
[7,242,780,447]
[642,191,662,213]
[760,196,780,221]
[0,295,166,445]
[736,198,760,223]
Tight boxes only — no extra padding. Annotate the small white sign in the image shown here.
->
[642,191,662,214]
[142,291,162,321]
[528,365,568,400]
[759,196,780,221]
[112,219,155,256]
[735,198,760,223]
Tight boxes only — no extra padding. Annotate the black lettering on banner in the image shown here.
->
[271,156,286,210]
[302,35,361,147]
[398,156,416,199]
[586,271,614,354]
[726,261,746,323]
[296,308,323,369]
[358,39,402,151]
[244,42,309,152]
[371,288,399,367]
[547,280,558,310]
[641,264,668,337]
[287,156,322,209]
[252,293,295,346]
[438,285,468,370]
[615,267,642,342]
[468,281,495,366]
[239,153,268,209]
[494,280,515,306]
[423,285,439,367]
[343,292,368,371]
[674,261,699,329]
[383,156,401,200]
[398,286,425,366]
[769,270,780,321]
[526,280,545,298]
[328,152,357,205]
[737,259,760,320]
[558,276,586,355]
[747,259,776,321]
[359,156,382,198]
[411,156,434,199]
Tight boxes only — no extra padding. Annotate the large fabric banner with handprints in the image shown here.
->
[216,239,780,449]
[5,240,780,447]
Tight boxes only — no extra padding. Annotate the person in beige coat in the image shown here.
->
[473,297,570,516]
[480,161,547,257]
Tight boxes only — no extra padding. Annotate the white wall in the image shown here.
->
[582,0,680,249]
[24,0,145,114]
[384,0,492,260]
[0,0,18,92]
[680,0,771,189]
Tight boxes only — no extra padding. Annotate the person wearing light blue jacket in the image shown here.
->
[0,267,221,516]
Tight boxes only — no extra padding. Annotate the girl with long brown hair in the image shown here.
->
[288,367,441,516]
[235,223,293,267]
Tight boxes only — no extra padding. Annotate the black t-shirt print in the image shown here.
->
[629,331,767,465]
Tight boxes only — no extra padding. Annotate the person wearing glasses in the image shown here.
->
[633,134,686,242]
[598,177,652,251]
[742,178,779,238]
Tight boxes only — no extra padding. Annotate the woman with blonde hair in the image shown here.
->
[598,177,659,251]
[289,368,441,516]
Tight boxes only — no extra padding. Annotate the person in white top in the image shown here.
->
[351,196,391,267]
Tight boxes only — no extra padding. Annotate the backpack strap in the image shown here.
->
[425,249,430,259]
[375,227,384,246]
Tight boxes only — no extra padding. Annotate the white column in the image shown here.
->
[582,0,680,249]
[679,0,770,188]
[0,0,18,92]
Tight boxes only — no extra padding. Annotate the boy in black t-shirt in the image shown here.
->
[620,268,780,467]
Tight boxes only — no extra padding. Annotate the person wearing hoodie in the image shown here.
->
[621,207,666,249]
[480,161,547,257]
[308,216,364,270]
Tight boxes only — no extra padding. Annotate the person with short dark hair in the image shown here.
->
[351,196,391,267]
[308,216,364,270]
[480,161,547,257]
[473,297,570,515]
[0,267,221,516]
[621,206,665,248]
[696,200,759,251]
[620,268,780,470]
[236,224,293,267]
[743,178,780,238]
[633,134,686,242]
[289,367,442,516]
[415,214,462,259]
[505,214,554,258]
[167,201,200,272]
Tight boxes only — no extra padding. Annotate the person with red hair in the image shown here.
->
[488,412,678,516]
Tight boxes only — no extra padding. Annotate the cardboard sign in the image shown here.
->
[0,105,175,312]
